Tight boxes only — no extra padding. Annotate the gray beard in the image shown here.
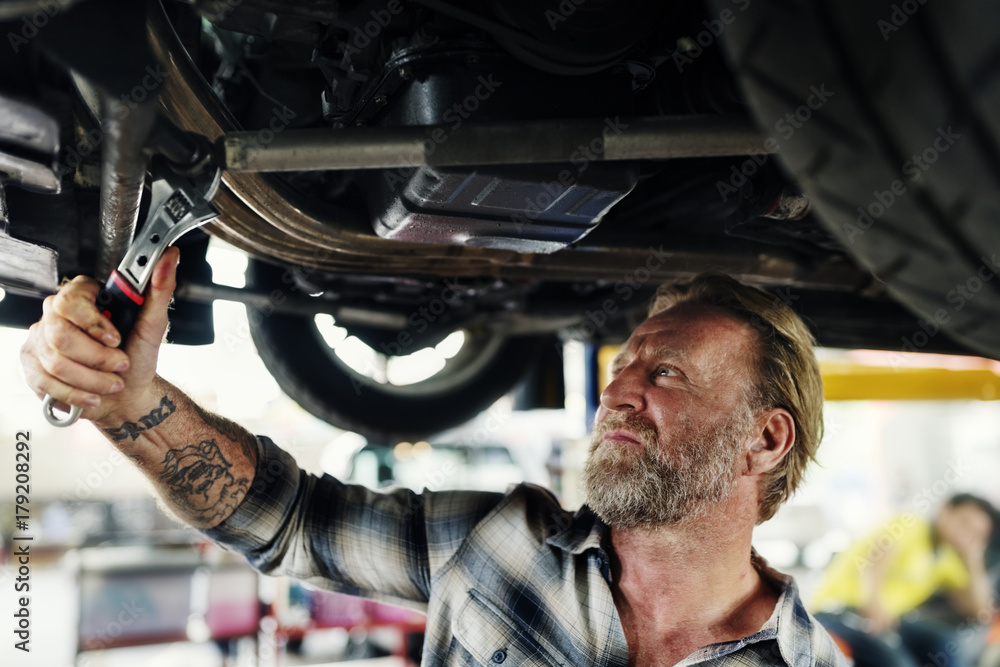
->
[582,406,753,529]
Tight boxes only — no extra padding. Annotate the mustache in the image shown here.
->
[593,412,658,447]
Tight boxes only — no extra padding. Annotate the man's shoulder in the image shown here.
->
[479,482,574,535]
[503,481,563,509]
[440,482,604,559]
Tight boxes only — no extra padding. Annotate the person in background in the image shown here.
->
[812,494,997,667]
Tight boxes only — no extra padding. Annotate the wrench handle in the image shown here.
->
[99,270,145,347]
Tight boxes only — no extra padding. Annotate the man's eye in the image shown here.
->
[655,367,677,377]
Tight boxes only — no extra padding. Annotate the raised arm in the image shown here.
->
[19,249,506,605]
[19,247,257,529]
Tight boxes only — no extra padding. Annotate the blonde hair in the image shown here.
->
[648,274,824,523]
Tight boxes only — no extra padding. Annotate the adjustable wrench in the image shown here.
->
[42,163,222,427]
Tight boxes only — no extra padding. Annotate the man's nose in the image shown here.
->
[600,368,646,413]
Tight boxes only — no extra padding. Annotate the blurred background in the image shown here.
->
[1,239,999,667]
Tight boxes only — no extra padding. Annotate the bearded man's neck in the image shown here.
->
[606,489,767,630]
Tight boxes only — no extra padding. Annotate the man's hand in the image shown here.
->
[20,245,259,530]
[20,247,180,422]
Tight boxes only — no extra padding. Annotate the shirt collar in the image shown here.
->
[545,504,607,555]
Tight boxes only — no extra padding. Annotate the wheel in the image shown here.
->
[245,260,548,440]
[712,0,1000,358]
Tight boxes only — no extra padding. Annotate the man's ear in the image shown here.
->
[744,408,795,476]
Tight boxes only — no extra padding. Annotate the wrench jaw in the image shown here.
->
[117,167,222,295]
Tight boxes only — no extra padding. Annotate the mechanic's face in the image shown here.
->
[583,303,760,528]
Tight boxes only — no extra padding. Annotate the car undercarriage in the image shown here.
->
[2,0,998,438]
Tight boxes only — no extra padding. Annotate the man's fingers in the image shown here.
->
[34,335,125,396]
[20,357,103,410]
[21,250,177,425]
[46,275,121,346]
[41,315,130,374]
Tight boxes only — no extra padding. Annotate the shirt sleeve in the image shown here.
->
[202,435,505,609]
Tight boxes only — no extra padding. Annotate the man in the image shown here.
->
[20,248,847,666]
[812,494,997,667]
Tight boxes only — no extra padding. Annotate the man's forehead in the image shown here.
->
[614,303,755,366]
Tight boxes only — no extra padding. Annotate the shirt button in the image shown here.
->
[492,648,507,663]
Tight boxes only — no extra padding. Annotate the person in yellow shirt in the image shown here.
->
[813,494,996,667]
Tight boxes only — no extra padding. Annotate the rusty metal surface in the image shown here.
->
[220,116,770,173]
[0,186,59,294]
[0,93,62,193]
[95,96,157,282]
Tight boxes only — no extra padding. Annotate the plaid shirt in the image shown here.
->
[205,437,849,666]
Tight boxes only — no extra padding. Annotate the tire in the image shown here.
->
[711,0,1000,358]
[246,261,548,441]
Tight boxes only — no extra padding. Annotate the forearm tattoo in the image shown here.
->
[158,440,250,527]
[104,395,176,441]
[191,401,258,468]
